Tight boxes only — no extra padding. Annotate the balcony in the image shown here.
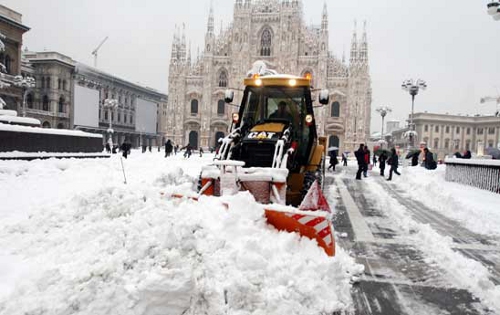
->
[325,117,345,133]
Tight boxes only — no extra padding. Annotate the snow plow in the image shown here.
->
[183,61,335,256]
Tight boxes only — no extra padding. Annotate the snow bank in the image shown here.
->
[0,153,358,314]
[394,165,500,238]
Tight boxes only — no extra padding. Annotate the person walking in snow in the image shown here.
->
[342,153,348,166]
[120,141,131,159]
[355,144,365,180]
[363,146,370,177]
[387,148,401,181]
[165,139,173,157]
[182,144,192,158]
[199,147,204,157]
[372,154,377,167]
[379,151,387,176]
[328,151,339,171]
[423,147,437,170]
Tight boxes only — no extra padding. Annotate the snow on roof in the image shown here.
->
[0,115,40,126]
[0,123,103,138]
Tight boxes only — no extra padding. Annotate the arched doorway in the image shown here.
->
[42,121,51,128]
[189,131,198,149]
[214,131,225,147]
[329,135,340,148]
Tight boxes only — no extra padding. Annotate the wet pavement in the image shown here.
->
[326,167,500,315]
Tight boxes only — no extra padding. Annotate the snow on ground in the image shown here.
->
[393,164,500,239]
[0,151,359,315]
[352,163,500,313]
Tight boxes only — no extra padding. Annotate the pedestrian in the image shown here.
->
[142,144,147,153]
[105,142,111,154]
[165,139,173,157]
[423,147,437,170]
[379,151,387,176]
[462,150,471,159]
[120,141,131,159]
[372,154,377,167]
[342,153,348,166]
[199,147,204,157]
[387,148,401,181]
[411,153,419,166]
[328,150,339,171]
[363,146,370,177]
[182,144,192,158]
[148,145,152,152]
[174,145,178,155]
[355,144,365,180]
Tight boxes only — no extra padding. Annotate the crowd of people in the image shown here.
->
[104,139,210,160]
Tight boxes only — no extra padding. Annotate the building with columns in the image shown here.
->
[166,0,372,152]
[389,112,500,159]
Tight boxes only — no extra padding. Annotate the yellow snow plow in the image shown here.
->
[182,61,335,256]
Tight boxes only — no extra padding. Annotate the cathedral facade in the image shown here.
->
[166,0,371,153]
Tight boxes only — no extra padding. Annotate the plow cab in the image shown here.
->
[197,61,335,256]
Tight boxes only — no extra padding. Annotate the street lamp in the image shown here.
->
[401,78,427,148]
[103,98,118,148]
[375,105,392,148]
[13,75,36,117]
[487,1,500,21]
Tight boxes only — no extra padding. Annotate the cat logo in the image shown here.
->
[247,131,276,140]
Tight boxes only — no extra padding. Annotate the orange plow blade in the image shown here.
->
[264,208,335,257]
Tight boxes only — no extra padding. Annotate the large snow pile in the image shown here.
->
[0,152,359,315]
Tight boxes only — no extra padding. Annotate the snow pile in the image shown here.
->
[0,154,358,315]
[395,165,500,238]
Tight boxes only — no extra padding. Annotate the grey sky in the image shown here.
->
[4,0,500,131]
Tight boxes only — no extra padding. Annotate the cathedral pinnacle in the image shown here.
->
[350,20,358,64]
[207,2,214,34]
[321,1,328,31]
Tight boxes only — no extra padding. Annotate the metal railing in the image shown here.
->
[445,158,500,193]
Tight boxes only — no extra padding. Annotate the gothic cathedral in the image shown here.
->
[166,0,371,153]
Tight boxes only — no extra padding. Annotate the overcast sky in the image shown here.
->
[4,0,500,131]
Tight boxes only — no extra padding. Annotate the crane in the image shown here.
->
[91,36,108,68]
[480,96,500,117]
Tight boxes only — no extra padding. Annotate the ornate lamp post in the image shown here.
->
[375,105,392,148]
[487,1,500,20]
[401,78,427,149]
[13,75,36,117]
[103,98,118,148]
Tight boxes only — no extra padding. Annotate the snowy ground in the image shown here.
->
[334,161,500,314]
[0,151,360,315]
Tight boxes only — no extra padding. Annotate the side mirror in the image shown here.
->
[225,89,234,104]
[319,89,329,105]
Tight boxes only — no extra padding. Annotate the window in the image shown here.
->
[46,77,51,89]
[130,115,133,124]
[435,125,439,132]
[466,140,471,151]
[57,123,64,129]
[104,111,108,120]
[111,112,114,122]
[477,128,484,135]
[331,101,340,117]
[217,99,225,115]
[434,138,439,149]
[58,79,61,90]
[124,114,127,124]
[63,80,67,91]
[43,95,49,111]
[27,93,34,108]
[488,141,494,148]
[41,77,45,89]
[454,139,460,150]
[424,125,428,132]
[488,127,495,135]
[191,99,198,114]
[444,139,450,149]
[118,112,121,123]
[260,28,272,56]
[456,127,460,134]
[467,128,471,135]
[218,70,228,87]
[58,96,65,113]
[445,126,450,133]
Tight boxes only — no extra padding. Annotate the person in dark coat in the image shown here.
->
[182,144,192,158]
[423,148,437,170]
[105,142,111,154]
[387,148,401,180]
[363,146,370,177]
[199,147,204,157]
[342,153,348,166]
[372,155,377,167]
[120,141,131,159]
[328,151,339,171]
[411,153,419,166]
[463,150,472,159]
[355,144,366,180]
[165,140,173,157]
[379,151,387,176]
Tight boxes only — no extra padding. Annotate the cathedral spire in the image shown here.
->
[359,20,368,64]
[180,23,186,63]
[207,2,214,34]
[170,25,178,64]
[349,20,358,64]
[187,41,191,66]
[321,1,328,31]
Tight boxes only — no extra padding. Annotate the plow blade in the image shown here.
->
[264,207,335,257]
